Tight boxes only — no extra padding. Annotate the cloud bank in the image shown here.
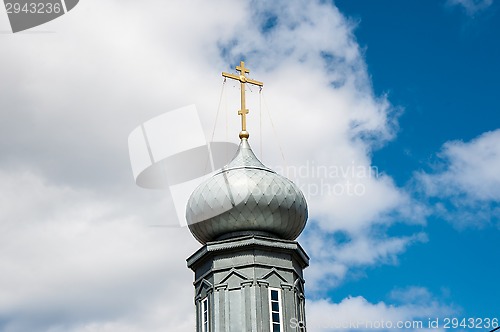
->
[307,287,455,332]
[447,0,494,16]
[416,129,500,228]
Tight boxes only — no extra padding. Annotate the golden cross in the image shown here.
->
[222,61,263,139]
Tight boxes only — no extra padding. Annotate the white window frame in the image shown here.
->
[201,296,209,332]
[268,287,283,332]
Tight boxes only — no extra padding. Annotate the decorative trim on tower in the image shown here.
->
[188,234,308,332]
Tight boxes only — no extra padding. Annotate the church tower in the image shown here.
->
[186,61,309,332]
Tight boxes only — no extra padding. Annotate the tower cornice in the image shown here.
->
[187,234,310,271]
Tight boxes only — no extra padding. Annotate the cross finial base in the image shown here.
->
[239,131,249,139]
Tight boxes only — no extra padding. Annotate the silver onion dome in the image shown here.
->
[186,138,308,244]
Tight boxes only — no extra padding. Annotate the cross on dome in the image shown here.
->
[222,61,263,139]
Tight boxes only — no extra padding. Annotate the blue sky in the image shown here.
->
[346,0,500,180]
[329,0,500,321]
[0,0,499,331]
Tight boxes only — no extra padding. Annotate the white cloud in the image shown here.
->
[0,0,430,329]
[416,129,500,228]
[418,129,500,201]
[447,0,494,16]
[306,287,456,332]
[301,227,428,290]
[0,170,198,332]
